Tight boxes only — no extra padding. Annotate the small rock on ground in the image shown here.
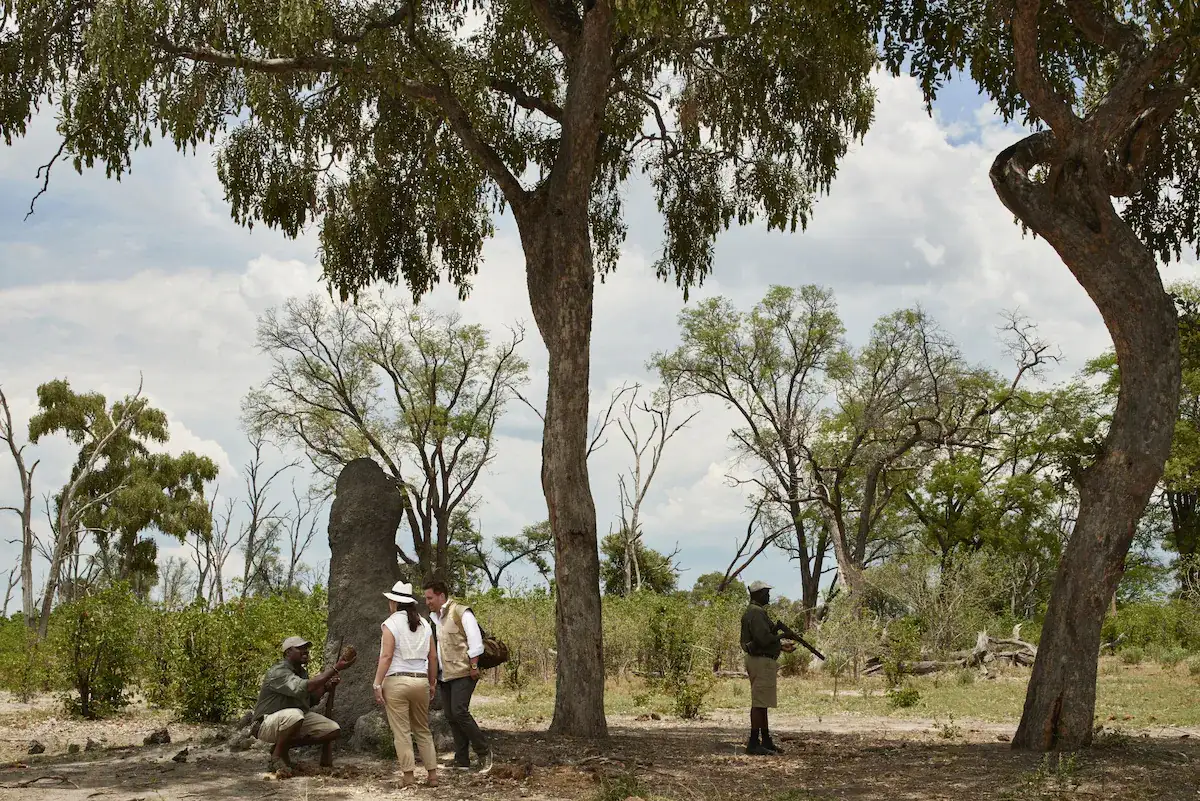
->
[27,741,45,755]
[228,734,255,752]
[144,729,172,748]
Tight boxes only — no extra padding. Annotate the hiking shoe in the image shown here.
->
[744,744,772,756]
[762,737,785,755]
[476,751,493,774]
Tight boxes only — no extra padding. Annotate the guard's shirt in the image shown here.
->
[740,602,783,659]
[252,660,319,718]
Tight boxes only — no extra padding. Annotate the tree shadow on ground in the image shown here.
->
[489,724,1198,801]
[0,724,1194,801]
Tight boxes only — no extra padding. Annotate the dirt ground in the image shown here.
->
[0,695,1196,801]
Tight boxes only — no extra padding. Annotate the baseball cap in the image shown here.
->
[281,636,312,653]
[748,580,772,593]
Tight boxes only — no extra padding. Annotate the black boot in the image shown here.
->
[745,730,770,756]
[761,731,784,755]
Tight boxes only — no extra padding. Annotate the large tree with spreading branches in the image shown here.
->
[0,0,876,734]
[873,0,1199,750]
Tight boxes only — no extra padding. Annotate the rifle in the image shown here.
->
[774,619,826,661]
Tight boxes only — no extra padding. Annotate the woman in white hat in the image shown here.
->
[372,580,439,787]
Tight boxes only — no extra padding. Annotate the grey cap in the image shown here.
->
[281,636,312,653]
[747,580,772,594]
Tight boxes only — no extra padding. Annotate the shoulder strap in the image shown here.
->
[452,603,488,639]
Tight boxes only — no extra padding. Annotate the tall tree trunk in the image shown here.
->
[799,529,825,631]
[38,507,73,638]
[623,535,633,596]
[789,496,826,630]
[522,201,607,738]
[821,502,867,598]
[994,142,1180,751]
[435,510,450,584]
[20,486,35,627]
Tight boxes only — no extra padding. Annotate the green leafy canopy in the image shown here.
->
[872,0,1200,263]
[1,0,876,299]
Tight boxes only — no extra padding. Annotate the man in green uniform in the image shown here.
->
[251,636,351,776]
[740,580,795,756]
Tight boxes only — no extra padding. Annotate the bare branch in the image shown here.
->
[155,37,348,74]
[25,136,70,220]
[588,382,636,458]
[512,388,546,423]
[489,80,564,122]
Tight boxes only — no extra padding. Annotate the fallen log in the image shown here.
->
[864,628,1037,677]
[863,659,967,677]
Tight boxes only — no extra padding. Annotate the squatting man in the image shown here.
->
[251,636,354,776]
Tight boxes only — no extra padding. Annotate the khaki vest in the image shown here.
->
[438,599,472,681]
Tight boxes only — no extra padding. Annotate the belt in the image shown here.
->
[387,671,428,679]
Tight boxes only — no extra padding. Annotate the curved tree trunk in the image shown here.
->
[521,197,607,738]
[993,136,1180,751]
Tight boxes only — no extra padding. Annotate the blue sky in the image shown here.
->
[1,67,1195,605]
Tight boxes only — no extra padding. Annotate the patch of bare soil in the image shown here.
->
[0,698,1194,801]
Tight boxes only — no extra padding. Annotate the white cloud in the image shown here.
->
[162,419,237,479]
[3,69,1199,600]
[913,236,946,267]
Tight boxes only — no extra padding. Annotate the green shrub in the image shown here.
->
[642,596,715,719]
[0,616,55,699]
[1119,647,1145,666]
[956,668,976,686]
[671,674,714,719]
[779,647,812,677]
[150,590,327,722]
[502,646,531,693]
[50,583,143,719]
[1101,600,1200,652]
[1158,647,1188,669]
[882,617,922,688]
[1188,658,1200,677]
[886,685,921,709]
[472,592,557,682]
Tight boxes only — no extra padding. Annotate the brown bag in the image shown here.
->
[451,603,509,670]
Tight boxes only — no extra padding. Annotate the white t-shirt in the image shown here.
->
[382,612,432,675]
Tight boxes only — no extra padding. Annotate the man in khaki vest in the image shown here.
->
[423,579,492,773]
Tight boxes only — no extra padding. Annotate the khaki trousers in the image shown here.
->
[745,655,779,708]
[382,675,436,773]
[257,708,340,743]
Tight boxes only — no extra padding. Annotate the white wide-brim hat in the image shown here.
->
[383,580,416,604]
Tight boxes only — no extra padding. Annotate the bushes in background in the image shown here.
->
[51,582,143,719]
[144,589,327,722]
[1102,600,1200,653]
[6,580,1197,722]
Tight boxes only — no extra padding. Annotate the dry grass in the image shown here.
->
[476,657,1200,731]
[0,663,1196,801]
